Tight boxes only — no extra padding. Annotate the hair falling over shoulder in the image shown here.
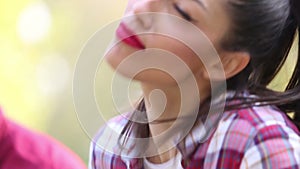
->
[225,0,300,129]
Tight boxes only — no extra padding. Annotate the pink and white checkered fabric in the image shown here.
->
[89,105,300,169]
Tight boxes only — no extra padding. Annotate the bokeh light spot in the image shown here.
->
[17,2,52,44]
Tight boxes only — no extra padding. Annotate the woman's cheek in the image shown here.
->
[156,37,203,74]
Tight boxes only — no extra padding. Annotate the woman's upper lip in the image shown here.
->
[116,22,145,49]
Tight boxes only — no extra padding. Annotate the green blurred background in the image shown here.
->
[0,0,127,164]
[0,0,298,165]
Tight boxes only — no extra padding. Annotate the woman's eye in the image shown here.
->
[173,4,192,21]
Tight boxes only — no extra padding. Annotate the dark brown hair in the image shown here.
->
[223,0,300,128]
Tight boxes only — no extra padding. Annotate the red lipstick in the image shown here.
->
[116,22,145,49]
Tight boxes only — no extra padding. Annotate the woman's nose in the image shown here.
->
[131,0,162,14]
[128,0,166,29]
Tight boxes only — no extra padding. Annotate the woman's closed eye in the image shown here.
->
[173,3,193,21]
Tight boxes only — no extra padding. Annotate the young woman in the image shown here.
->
[89,0,300,168]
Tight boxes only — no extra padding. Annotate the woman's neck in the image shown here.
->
[141,75,210,163]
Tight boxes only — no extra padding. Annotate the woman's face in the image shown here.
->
[106,0,230,86]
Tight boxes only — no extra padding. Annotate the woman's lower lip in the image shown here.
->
[116,22,145,49]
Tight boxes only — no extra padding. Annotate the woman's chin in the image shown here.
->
[105,42,140,67]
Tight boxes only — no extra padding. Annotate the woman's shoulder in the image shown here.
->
[214,105,300,146]
[92,112,131,147]
[222,105,299,133]
[218,106,300,168]
[188,106,300,168]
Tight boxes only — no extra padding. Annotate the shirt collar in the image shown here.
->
[116,118,210,166]
[116,91,237,166]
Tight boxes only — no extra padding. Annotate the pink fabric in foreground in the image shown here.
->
[0,107,87,169]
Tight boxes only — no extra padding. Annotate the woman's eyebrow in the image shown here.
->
[193,0,207,10]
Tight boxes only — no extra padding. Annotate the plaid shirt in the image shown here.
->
[89,105,300,169]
